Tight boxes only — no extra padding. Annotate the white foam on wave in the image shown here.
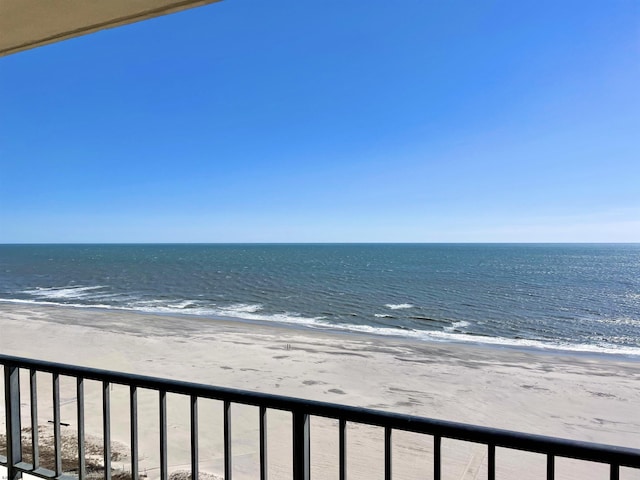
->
[385,303,414,310]
[200,303,327,327]
[22,285,106,300]
[421,329,640,357]
[0,298,124,310]
[166,300,198,309]
[231,311,323,327]
[119,300,323,329]
[219,303,263,314]
[315,321,640,356]
[444,320,470,332]
[374,314,394,318]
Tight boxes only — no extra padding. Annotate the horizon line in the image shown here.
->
[1,242,639,246]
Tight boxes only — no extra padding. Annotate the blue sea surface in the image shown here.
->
[0,244,638,356]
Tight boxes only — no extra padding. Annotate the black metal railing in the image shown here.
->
[1,353,639,480]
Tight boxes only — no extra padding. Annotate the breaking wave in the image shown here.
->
[385,303,414,310]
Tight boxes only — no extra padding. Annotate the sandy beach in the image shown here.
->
[1,302,639,479]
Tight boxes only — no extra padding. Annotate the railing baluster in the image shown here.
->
[130,385,138,480]
[260,406,267,480]
[339,419,346,480]
[546,454,554,480]
[610,464,620,480]
[488,444,495,480]
[103,381,111,480]
[292,410,310,480]
[52,373,62,476]
[30,369,39,470]
[385,426,392,480]
[191,395,199,480]
[224,400,232,480]
[77,377,85,480]
[4,365,22,480]
[160,390,168,480]
[434,435,441,480]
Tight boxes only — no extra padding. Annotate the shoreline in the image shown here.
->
[1,302,639,479]
[1,299,638,362]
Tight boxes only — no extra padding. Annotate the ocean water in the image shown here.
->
[0,244,638,356]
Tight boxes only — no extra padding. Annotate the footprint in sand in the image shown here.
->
[327,388,346,395]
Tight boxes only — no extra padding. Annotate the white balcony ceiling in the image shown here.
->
[0,0,221,57]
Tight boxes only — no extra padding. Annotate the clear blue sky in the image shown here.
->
[1,0,638,243]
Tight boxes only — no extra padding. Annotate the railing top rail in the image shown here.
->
[2,353,639,467]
